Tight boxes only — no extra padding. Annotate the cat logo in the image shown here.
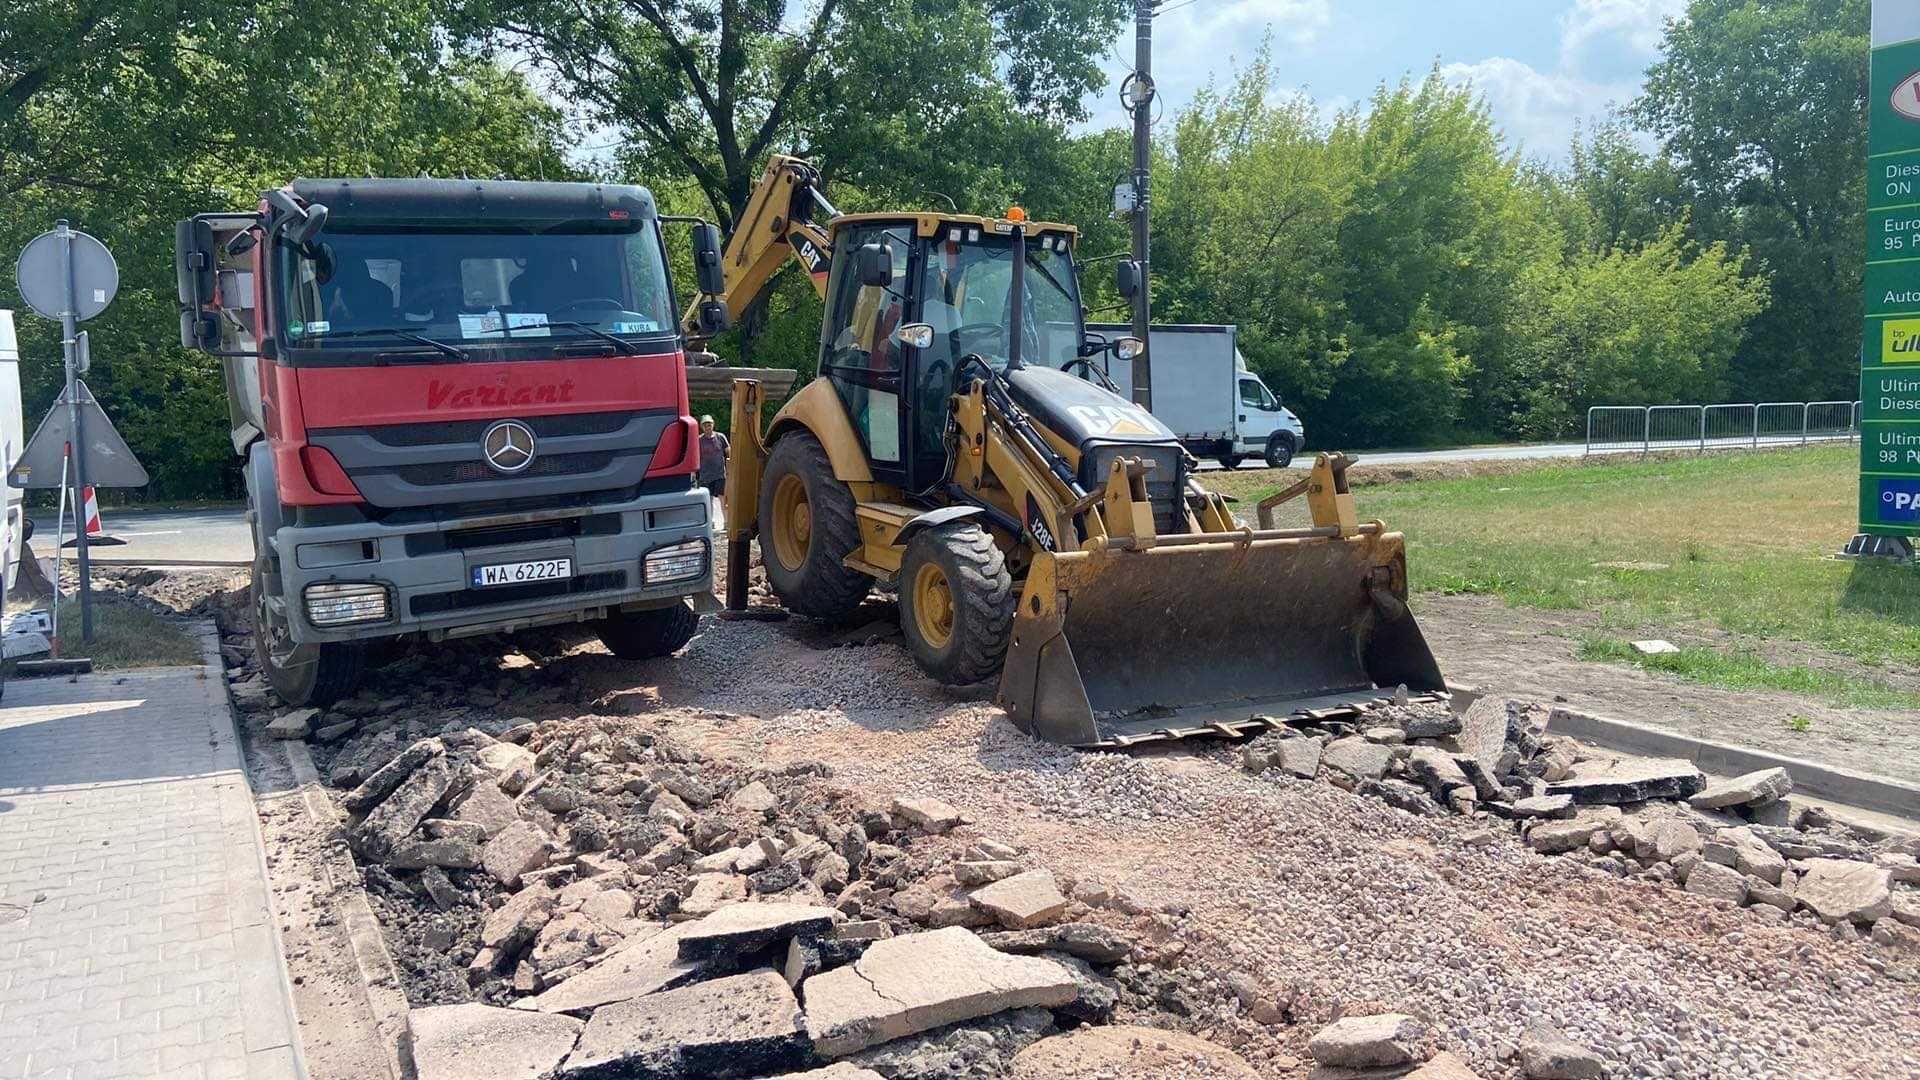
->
[1067,403,1160,437]
[793,234,828,278]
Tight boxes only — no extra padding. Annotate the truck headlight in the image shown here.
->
[304,582,391,627]
[643,539,708,584]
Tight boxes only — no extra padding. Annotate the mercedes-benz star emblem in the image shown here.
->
[482,420,536,474]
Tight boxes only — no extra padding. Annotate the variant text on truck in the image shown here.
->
[176,179,731,705]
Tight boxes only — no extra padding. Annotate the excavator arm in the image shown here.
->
[682,154,837,344]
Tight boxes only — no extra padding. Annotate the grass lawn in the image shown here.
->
[47,597,202,669]
[1209,446,1920,692]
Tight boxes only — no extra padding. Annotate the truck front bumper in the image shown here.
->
[270,487,716,644]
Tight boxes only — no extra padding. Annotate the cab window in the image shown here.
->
[1240,379,1277,411]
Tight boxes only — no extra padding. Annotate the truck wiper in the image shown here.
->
[464,321,641,355]
[308,326,470,360]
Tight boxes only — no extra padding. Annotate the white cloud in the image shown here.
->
[1440,57,1632,159]
[1560,0,1687,75]
[1084,0,1332,130]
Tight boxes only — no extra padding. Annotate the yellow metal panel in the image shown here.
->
[766,379,874,483]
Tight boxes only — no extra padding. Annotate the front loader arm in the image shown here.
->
[682,154,837,343]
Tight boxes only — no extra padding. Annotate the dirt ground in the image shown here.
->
[129,567,1920,1079]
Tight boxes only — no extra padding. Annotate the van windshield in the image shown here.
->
[279,218,676,353]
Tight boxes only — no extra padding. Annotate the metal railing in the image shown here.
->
[1585,401,1861,456]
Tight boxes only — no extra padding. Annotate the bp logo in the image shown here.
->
[1881,479,1920,523]
[1895,71,1920,122]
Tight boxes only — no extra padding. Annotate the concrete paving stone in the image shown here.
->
[1794,859,1894,924]
[675,901,841,965]
[0,658,299,1080]
[1689,767,1793,810]
[804,926,1078,1057]
[560,969,808,1078]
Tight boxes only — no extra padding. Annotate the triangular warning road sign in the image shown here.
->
[8,379,149,489]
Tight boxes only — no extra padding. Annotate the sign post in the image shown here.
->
[13,221,119,640]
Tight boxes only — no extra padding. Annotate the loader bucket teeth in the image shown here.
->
[997,532,1445,747]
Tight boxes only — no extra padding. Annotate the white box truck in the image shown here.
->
[1086,322,1304,468]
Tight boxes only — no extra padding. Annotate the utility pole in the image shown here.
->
[1126,0,1156,411]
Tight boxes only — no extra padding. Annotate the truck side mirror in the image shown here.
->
[1116,260,1141,299]
[286,202,328,254]
[175,220,216,307]
[692,223,727,296]
[856,243,892,287]
[695,299,731,336]
[1112,336,1143,360]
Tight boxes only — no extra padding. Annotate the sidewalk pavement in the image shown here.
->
[0,631,302,1080]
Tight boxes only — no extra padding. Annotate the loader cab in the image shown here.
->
[816,213,1084,495]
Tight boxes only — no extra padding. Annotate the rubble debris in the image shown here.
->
[355,756,456,861]
[1517,1021,1604,1079]
[980,923,1132,964]
[1546,757,1705,805]
[1512,794,1575,819]
[1682,860,1748,904]
[891,795,964,833]
[1306,1012,1428,1068]
[771,1067,884,1080]
[1411,1051,1488,1079]
[675,902,841,967]
[1689,766,1793,810]
[406,1002,582,1080]
[1321,736,1394,781]
[1525,808,1621,854]
[804,927,1078,1056]
[482,821,553,888]
[969,869,1070,930]
[1794,859,1894,924]
[266,707,316,740]
[560,969,809,1079]
[517,924,699,1014]
[343,738,445,812]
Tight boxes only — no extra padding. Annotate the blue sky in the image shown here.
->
[1083,0,1689,163]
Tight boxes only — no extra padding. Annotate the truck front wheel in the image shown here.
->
[1264,432,1297,469]
[251,556,366,708]
[597,601,700,659]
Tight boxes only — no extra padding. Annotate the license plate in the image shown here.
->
[471,558,573,588]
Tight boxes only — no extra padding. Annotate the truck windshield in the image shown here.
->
[278,218,676,354]
[918,233,1081,371]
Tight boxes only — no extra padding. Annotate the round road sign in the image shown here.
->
[15,226,119,322]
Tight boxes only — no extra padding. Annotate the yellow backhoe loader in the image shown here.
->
[689,155,1444,747]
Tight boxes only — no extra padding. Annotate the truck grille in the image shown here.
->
[409,570,628,617]
[306,408,677,509]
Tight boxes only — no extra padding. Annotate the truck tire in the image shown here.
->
[758,433,870,620]
[1217,454,1244,470]
[597,601,700,659]
[250,556,365,707]
[898,522,1013,686]
[1264,432,1297,469]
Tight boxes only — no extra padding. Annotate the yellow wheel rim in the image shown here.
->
[911,562,955,650]
[770,474,812,572]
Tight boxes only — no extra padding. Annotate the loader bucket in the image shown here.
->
[997,530,1445,747]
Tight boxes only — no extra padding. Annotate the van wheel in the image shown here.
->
[251,556,365,707]
[898,523,1013,686]
[1217,454,1244,470]
[1264,433,1297,469]
[598,601,700,659]
[758,433,870,620]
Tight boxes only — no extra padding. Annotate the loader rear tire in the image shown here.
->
[899,523,1013,686]
[758,433,869,620]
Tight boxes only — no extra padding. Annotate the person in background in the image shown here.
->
[698,414,729,527]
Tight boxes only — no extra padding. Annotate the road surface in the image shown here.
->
[28,507,253,566]
[27,433,1855,566]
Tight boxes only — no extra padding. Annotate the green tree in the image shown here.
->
[1507,224,1770,438]
[1633,0,1868,401]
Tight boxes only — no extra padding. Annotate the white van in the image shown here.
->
[1088,322,1305,468]
[0,311,24,592]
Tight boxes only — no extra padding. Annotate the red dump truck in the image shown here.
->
[176,179,730,705]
